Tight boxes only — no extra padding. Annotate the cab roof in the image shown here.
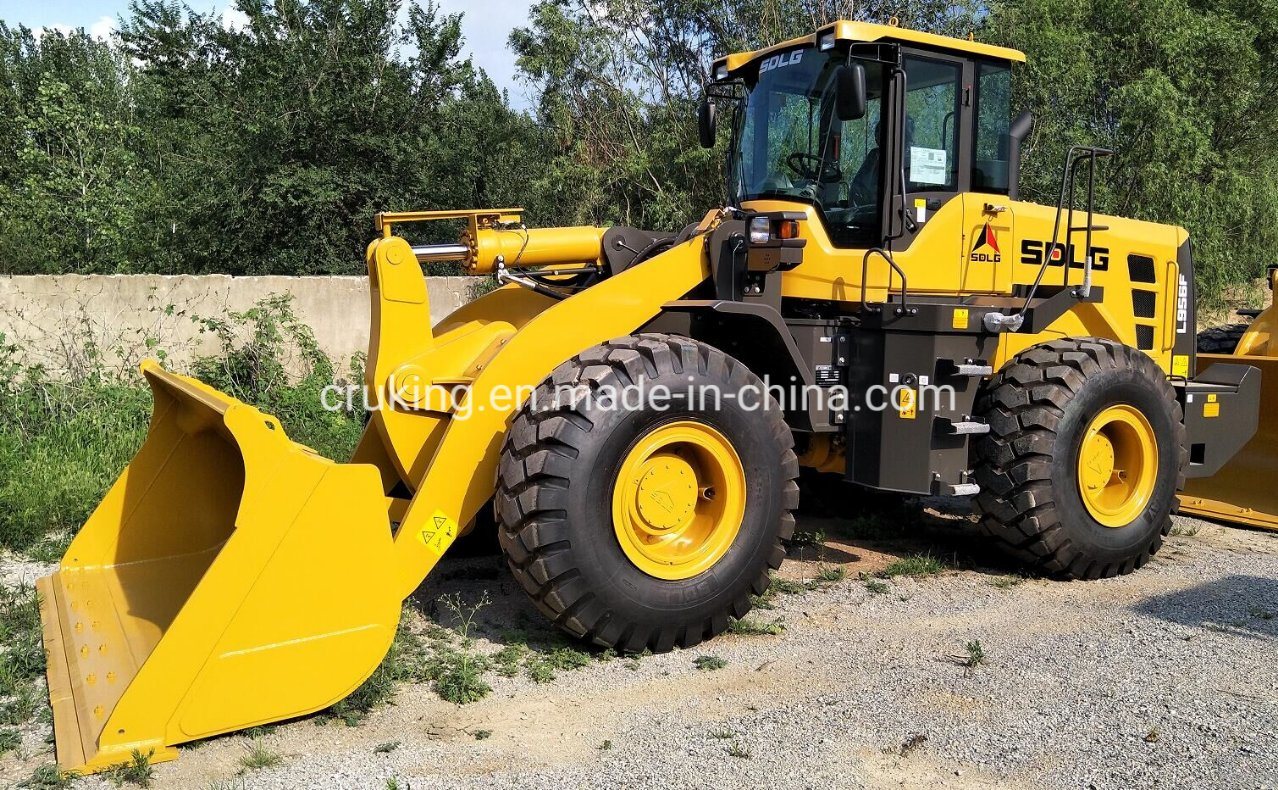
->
[711,21,1025,78]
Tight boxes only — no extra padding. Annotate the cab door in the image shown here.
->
[884,50,974,295]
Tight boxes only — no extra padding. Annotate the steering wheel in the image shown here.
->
[785,152,824,181]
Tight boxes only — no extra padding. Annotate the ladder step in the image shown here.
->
[953,364,993,377]
[948,483,980,496]
[947,421,991,436]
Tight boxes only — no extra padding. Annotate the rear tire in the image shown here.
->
[496,333,799,652]
[973,338,1186,579]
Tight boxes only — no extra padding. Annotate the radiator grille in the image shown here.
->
[1128,254,1157,283]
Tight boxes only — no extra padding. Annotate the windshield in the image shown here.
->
[729,48,886,247]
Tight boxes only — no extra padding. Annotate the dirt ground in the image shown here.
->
[2,499,1276,789]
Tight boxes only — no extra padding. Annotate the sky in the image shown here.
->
[0,0,538,107]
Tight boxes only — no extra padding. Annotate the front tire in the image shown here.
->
[496,333,799,652]
[973,338,1186,578]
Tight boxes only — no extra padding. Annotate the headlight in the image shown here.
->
[714,63,729,81]
[748,216,771,244]
[818,32,836,51]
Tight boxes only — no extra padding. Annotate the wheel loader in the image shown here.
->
[37,20,1273,774]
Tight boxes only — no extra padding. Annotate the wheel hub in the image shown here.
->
[633,455,698,534]
[612,421,747,580]
[1077,404,1158,528]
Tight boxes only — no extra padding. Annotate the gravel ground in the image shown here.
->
[2,507,1276,789]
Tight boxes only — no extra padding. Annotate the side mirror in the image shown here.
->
[835,63,867,121]
[698,99,717,149]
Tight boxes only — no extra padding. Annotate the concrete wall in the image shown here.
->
[0,274,478,376]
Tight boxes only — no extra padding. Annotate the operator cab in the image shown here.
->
[703,21,1026,251]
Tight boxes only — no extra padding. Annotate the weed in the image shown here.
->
[385,780,401,790]
[899,733,927,756]
[864,577,890,595]
[962,640,986,668]
[239,737,282,771]
[1144,727,1160,743]
[432,594,493,704]
[728,618,785,636]
[694,655,727,671]
[990,575,1024,589]
[709,729,735,740]
[881,553,945,578]
[767,577,809,595]
[374,740,401,754]
[0,726,19,755]
[726,742,751,759]
[494,643,527,677]
[815,565,847,583]
[105,749,154,787]
[474,729,492,741]
[433,648,492,703]
[526,657,556,684]
[19,764,75,789]
[596,648,617,662]
[600,739,612,751]
[0,583,45,727]
[1170,522,1201,537]
[1249,606,1275,621]
[243,724,277,739]
[789,530,825,547]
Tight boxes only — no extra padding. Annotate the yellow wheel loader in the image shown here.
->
[38,20,1271,774]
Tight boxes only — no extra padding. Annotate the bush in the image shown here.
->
[0,297,364,555]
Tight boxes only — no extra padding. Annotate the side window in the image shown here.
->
[973,63,1012,193]
[903,56,962,192]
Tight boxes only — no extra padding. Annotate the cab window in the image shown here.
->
[972,62,1012,193]
[902,56,962,193]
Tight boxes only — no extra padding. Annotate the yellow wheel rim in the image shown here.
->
[1077,404,1159,528]
[611,420,747,580]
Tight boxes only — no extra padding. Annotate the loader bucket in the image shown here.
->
[1180,353,1278,530]
[36,361,399,774]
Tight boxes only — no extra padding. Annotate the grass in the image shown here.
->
[374,740,401,753]
[0,726,20,754]
[474,729,492,741]
[105,749,154,787]
[0,297,365,556]
[864,577,890,595]
[709,729,735,740]
[0,583,45,728]
[881,553,946,578]
[990,575,1024,589]
[788,529,825,547]
[751,568,849,609]
[961,640,987,668]
[815,565,847,583]
[694,655,727,671]
[1170,522,1202,537]
[599,739,612,751]
[19,764,76,789]
[239,737,282,771]
[726,742,751,758]
[727,618,785,636]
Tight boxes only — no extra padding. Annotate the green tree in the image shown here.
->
[986,0,1278,302]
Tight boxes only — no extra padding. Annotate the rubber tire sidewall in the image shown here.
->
[1050,365,1180,561]
[557,369,787,635]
